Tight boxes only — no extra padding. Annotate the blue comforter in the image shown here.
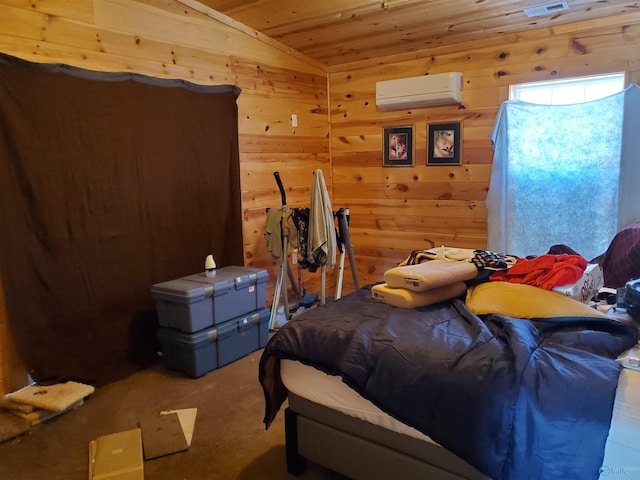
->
[259,286,638,480]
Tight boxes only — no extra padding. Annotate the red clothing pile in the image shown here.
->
[490,254,587,290]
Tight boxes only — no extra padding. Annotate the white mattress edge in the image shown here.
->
[281,359,436,444]
[280,359,640,472]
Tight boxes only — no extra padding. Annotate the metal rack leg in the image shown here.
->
[281,232,289,319]
[269,261,284,330]
[335,247,346,300]
[337,208,359,291]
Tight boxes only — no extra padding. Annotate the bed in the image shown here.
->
[259,279,640,480]
[279,360,640,480]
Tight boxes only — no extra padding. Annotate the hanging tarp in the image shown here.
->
[0,53,243,386]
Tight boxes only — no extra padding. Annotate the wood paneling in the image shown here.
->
[0,273,26,394]
[0,0,639,392]
[199,0,640,66]
[329,14,640,288]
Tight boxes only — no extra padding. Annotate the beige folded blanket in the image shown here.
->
[384,259,478,292]
[6,381,95,412]
[372,282,467,308]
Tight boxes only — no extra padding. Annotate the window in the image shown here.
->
[510,73,625,105]
[487,74,631,261]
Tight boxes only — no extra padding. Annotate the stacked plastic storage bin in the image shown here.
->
[151,266,269,378]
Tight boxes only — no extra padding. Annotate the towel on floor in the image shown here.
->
[7,381,94,412]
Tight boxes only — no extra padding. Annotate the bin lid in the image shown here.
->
[182,266,268,294]
[151,278,212,302]
[217,308,270,336]
[216,317,239,339]
[156,326,218,346]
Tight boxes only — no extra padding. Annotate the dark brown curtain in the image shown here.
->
[0,54,243,386]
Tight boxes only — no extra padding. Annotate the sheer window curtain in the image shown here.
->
[487,84,640,260]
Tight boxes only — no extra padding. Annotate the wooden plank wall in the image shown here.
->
[0,0,328,393]
[0,272,26,396]
[329,12,640,289]
[0,0,639,393]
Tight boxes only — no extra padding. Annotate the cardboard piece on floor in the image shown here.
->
[160,408,197,446]
[139,412,189,460]
[8,381,95,412]
[9,399,83,425]
[0,410,30,444]
[1,395,35,413]
[88,428,144,480]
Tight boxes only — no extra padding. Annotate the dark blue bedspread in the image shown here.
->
[259,286,639,480]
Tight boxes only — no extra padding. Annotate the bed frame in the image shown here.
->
[284,392,489,480]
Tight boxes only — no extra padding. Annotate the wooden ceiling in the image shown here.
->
[196,0,638,66]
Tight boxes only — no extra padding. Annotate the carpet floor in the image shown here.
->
[0,350,347,480]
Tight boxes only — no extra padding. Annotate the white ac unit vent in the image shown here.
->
[375,72,462,111]
[524,2,569,18]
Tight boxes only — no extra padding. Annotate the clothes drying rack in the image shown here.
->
[268,171,359,330]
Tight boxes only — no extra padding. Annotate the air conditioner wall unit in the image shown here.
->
[375,72,463,111]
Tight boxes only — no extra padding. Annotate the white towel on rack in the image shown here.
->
[308,169,336,268]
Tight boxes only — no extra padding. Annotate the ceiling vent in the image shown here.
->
[524,2,569,17]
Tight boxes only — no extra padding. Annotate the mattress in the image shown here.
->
[280,359,640,479]
[280,359,433,443]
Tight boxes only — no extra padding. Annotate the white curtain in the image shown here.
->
[487,84,640,260]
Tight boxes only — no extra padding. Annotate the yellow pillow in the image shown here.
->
[466,282,607,318]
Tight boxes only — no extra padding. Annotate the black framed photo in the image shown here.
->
[427,122,461,165]
[383,126,413,167]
